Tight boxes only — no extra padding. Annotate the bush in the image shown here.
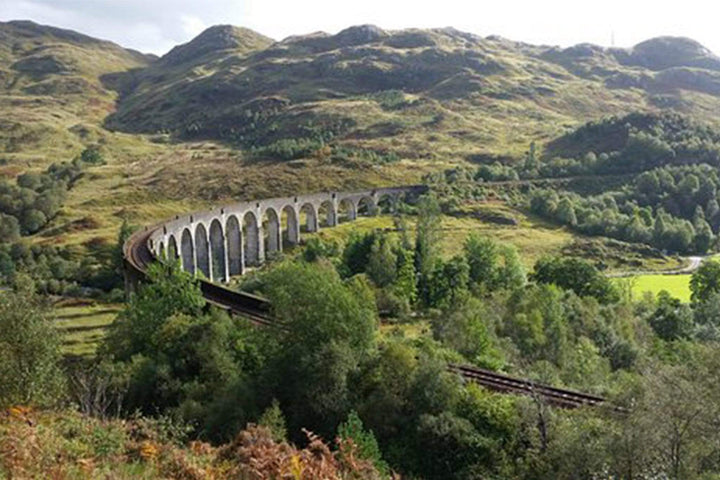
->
[80,146,105,165]
[531,256,619,304]
[0,280,65,407]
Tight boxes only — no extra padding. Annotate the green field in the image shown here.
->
[616,274,692,303]
[54,300,121,357]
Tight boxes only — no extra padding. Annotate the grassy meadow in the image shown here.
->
[54,299,122,357]
[615,274,693,303]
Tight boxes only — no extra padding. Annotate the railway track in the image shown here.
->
[124,225,608,409]
[447,364,605,408]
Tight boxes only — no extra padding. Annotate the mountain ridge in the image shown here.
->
[158,24,273,67]
[3,20,720,164]
[99,24,720,161]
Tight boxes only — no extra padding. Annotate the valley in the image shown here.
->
[4,16,720,480]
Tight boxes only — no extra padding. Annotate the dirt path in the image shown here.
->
[607,256,704,278]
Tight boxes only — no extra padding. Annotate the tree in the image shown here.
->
[678,174,700,197]
[626,214,651,244]
[624,360,720,480]
[622,132,674,170]
[356,341,418,444]
[341,231,376,277]
[34,189,64,220]
[104,263,265,439]
[258,399,288,442]
[698,176,717,207]
[393,244,417,304]
[693,220,714,254]
[20,209,47,234]
[464,234,498,290]
[415,411,493,480]
[657,169,676,191]
[302,237,339,262]
[415,194,442,306]
[649,291,693,341]
[431,297,501,369]
[665,221,694,253]
[503,284,568,365]
[556,197,578,226]
[690,260,720,304]
[337,411,389,474]
[637,171,660,196]
[429,255,470,308]
[524,141,538,171]
[654,213,667,245]
[113,219,134,273]
[693,291,720,341]
[706,198,720,230]
[0,213,20,243]
[264,262,377,437]
[531,256,619,304]
[103,262,205,360]
[497,245,526,291]
[16,173,43,191]
[0,277,65,407]
[367,234,397,287]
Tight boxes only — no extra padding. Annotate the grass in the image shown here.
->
[380,320,431,341]
[307,206,682,271]
[308,209,573,267]
[54,299,121,357]
[614,274,692,303]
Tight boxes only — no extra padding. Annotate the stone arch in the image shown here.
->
[377,193,397,214]
[299,202,318,233]
[318,200,336,227]
[181,228,195,275]
[195,223,210,278]
[158,241,166,260]
[263,207,281,254]
[167,235,179,262]
[226,215,243,276]
[243,211,260,267]
[209,219,226,282]
[338,198,357,223]
[281,205,299,247]
[357,196,377,216]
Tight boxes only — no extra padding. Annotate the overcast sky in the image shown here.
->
[1,0,718,56]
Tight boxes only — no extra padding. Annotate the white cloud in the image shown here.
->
[0,0,718,55]
[180,14,207,39]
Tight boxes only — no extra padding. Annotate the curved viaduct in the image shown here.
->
[144,185,424,282]
[123,183,607,410]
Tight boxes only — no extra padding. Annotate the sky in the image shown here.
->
[1,0,719,56]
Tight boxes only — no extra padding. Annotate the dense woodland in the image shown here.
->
[0,147,129,298]
[427,113,720,256]
[5,193,720,479]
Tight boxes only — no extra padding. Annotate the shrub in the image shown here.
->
[0,280,65,407]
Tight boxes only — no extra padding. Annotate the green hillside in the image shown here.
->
[0,20,152,163]
[3,21,720,256]
[107,25,720,162]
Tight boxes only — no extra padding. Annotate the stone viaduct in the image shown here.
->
[146,185,426,282]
